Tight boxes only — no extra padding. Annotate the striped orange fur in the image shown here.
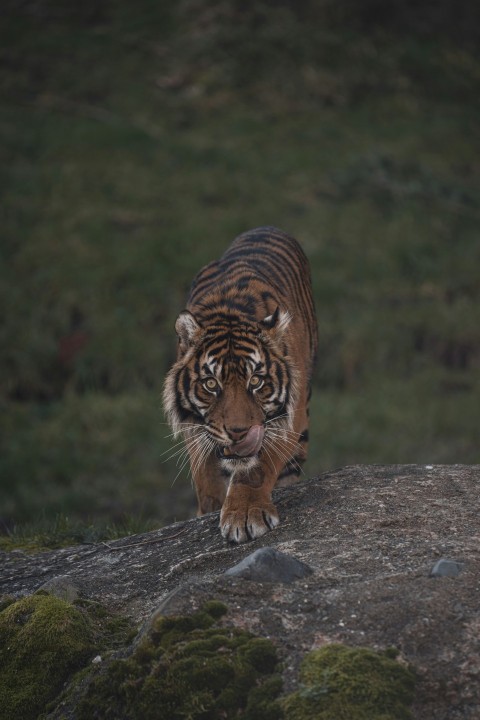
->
[163,226,317,543]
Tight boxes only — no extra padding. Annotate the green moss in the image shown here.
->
[0,593,137,720]
[78,602,283,720]
[0,594,95,720]
[282,644,416,720]
[0,595,15,612]
[202,599,228,618]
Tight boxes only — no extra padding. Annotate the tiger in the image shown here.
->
[163,226,317,543]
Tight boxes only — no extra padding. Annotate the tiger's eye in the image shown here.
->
[249,375,262,387]
[204,377,218,391]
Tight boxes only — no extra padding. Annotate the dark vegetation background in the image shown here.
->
[1,0,479,547]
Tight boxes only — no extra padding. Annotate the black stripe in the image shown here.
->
[197,309,262,329]
[226,234,306,270]
[180,368,190,399]
[222,296,257,314]
[231,342,258,355]
[220,246,300,278]
[252,254,305,302]
[203,339,229,356]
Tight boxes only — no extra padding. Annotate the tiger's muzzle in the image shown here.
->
[222,424,265,459]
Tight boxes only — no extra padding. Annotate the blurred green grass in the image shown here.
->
[1,0,479,545]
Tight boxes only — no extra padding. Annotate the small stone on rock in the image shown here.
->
[36,575,80,602]
[430,559,462,578]
[224,547,312,583]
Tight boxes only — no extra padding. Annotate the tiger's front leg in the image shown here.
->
[219,460,281,544]
[189,451,228,515]
[220,395,309,543]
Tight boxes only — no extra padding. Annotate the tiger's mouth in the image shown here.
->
[221,424,265,459]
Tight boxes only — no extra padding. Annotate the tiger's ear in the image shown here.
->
[175,311,202,352]
[261,307,292,337]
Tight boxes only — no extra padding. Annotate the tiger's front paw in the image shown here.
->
[220,496,279,544]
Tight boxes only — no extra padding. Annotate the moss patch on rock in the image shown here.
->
[282,644,416,720]
[78,601,283,720]
[0,593,136,720]
[0,594,96,720]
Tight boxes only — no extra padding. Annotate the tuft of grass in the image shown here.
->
[0,512,162,552]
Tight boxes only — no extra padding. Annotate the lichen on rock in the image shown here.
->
[77,601,283,720]
[282,644,416,720]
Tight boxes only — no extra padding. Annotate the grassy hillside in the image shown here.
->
[1,0,479,544]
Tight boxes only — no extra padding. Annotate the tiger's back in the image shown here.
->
[164,226,317,543]
[188,227,317,379]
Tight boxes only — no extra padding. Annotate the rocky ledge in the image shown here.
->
[1,464,479,719]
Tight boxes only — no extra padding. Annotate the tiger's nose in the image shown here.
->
[226,426,249,442]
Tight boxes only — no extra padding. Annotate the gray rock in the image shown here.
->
[2,464,480,719]
[224,546,312,583]
[430,558,463,577]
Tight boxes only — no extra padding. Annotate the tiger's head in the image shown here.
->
[163,307,298,468]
